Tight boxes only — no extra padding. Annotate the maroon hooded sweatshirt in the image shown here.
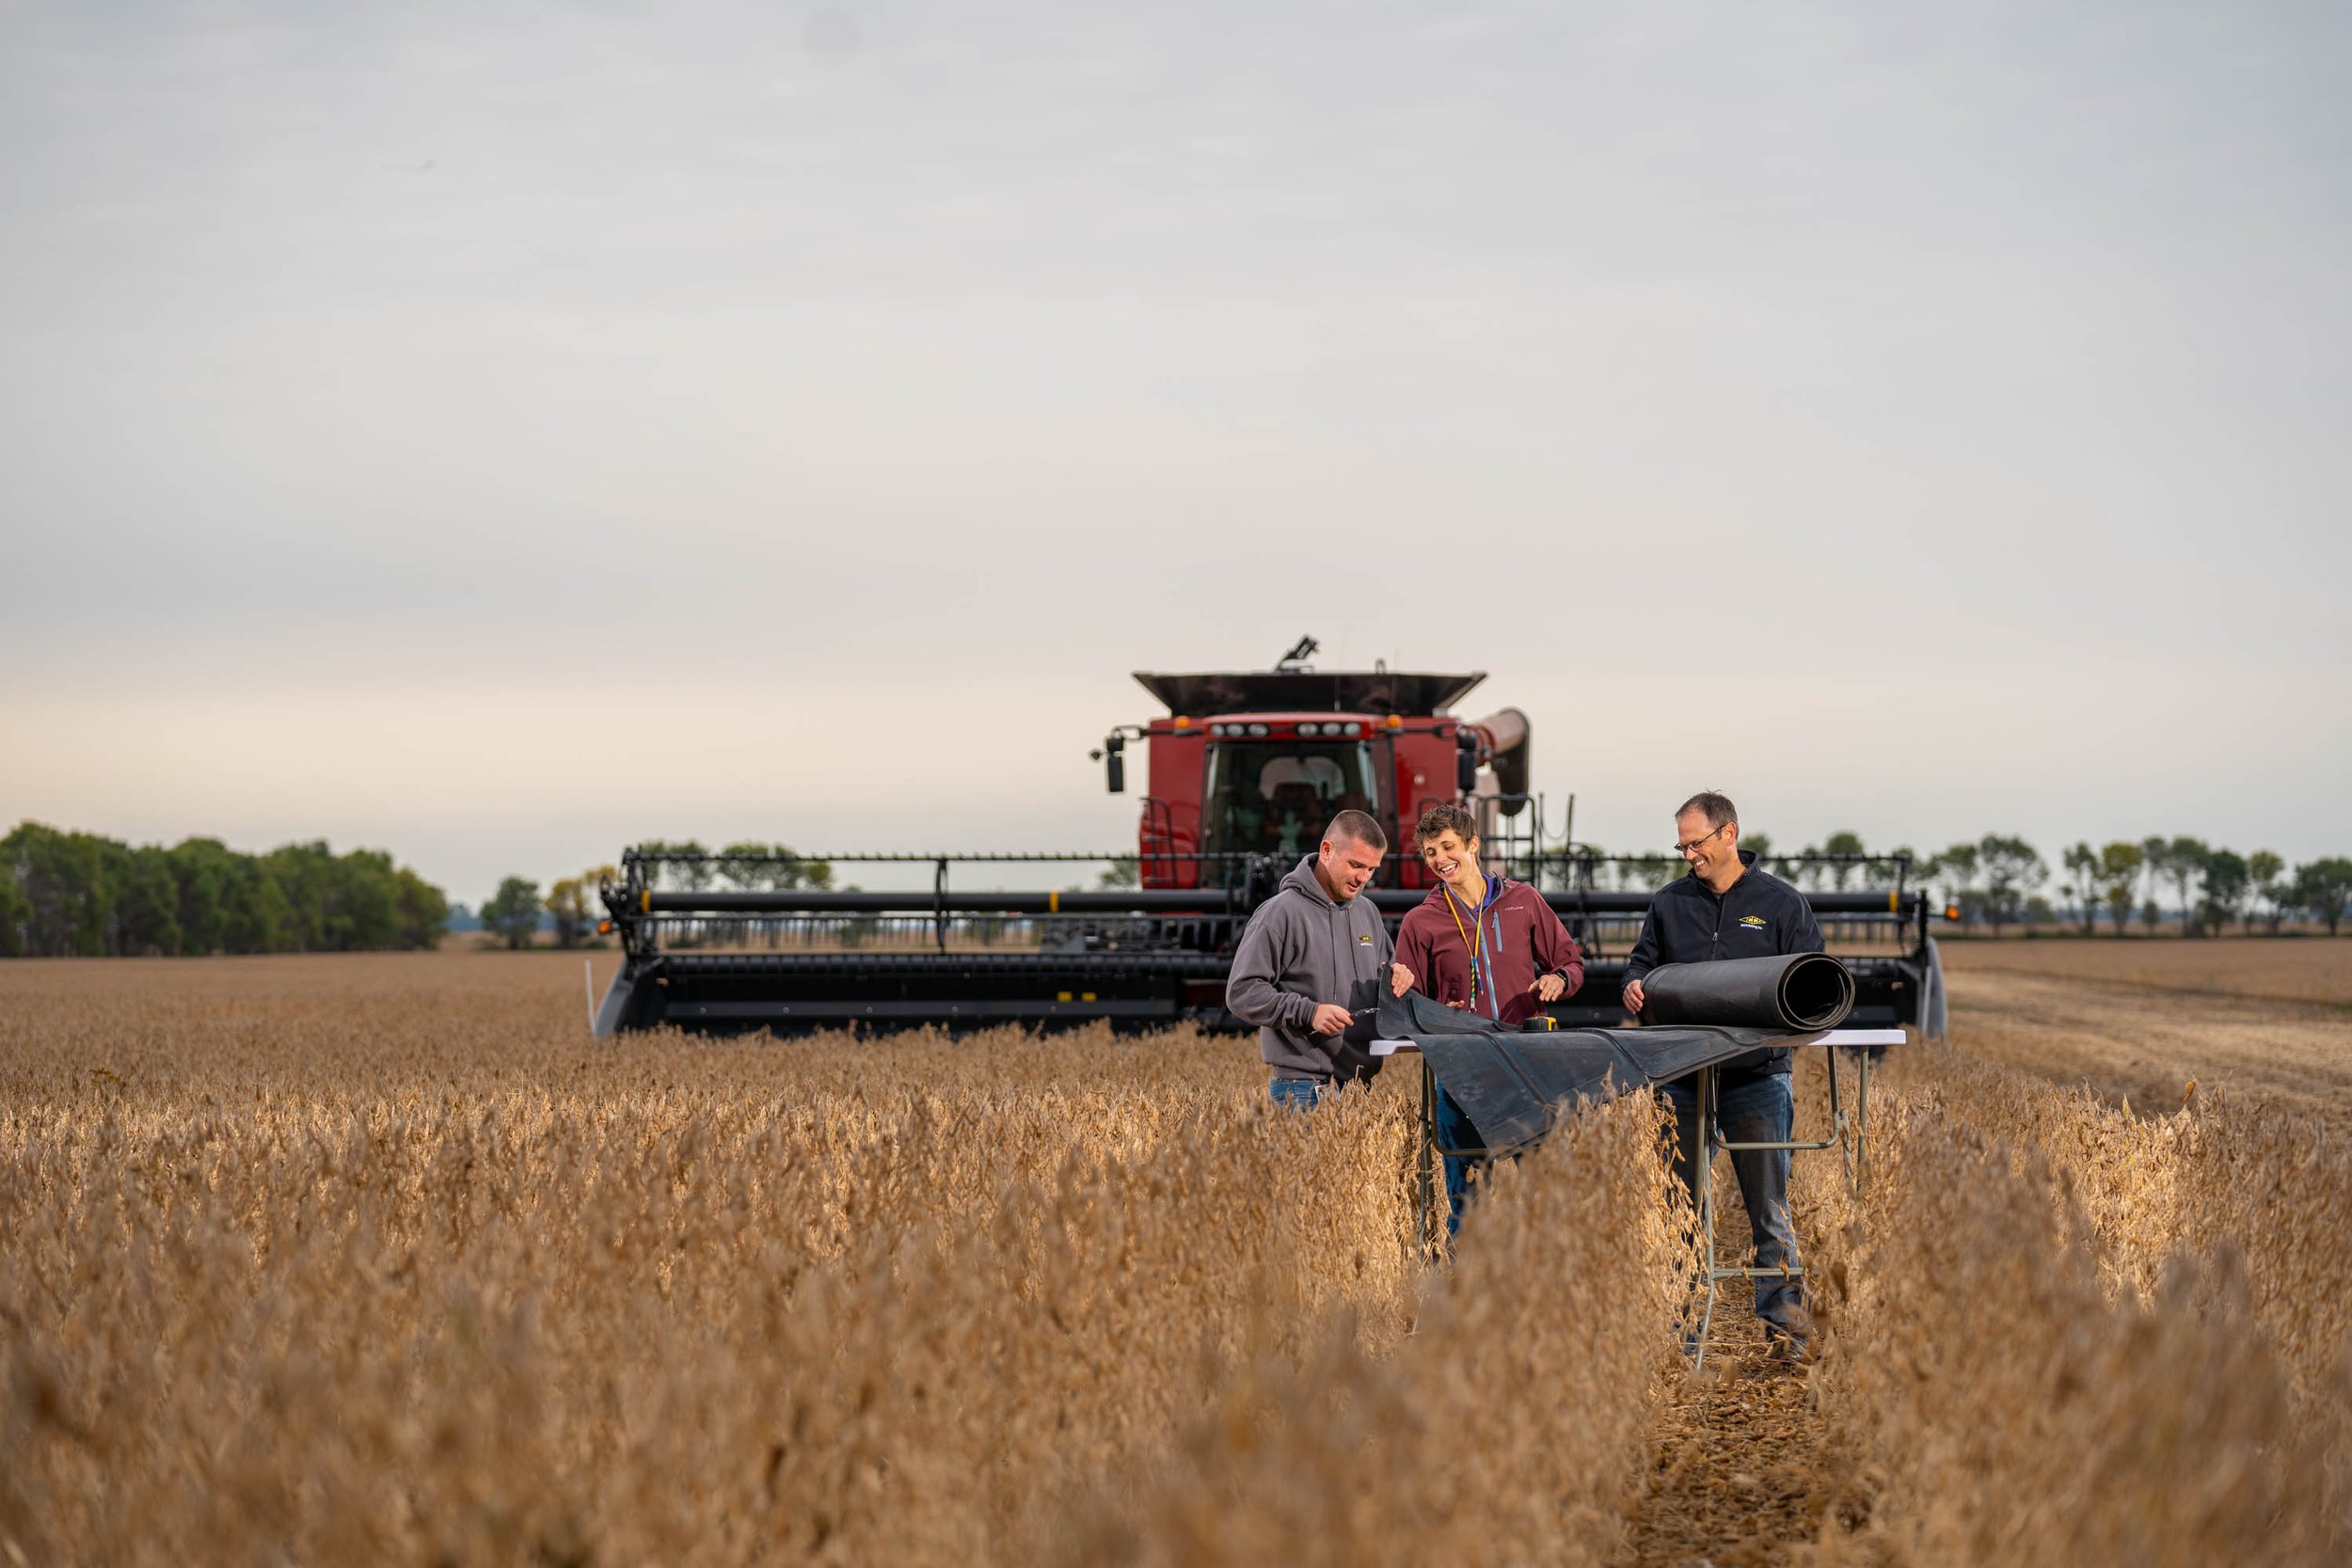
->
[1394,875,1585,1026]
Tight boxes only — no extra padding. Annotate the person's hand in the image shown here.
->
[1310,1003,1355,1037]
[1389,963,1414,997]
[1621,976,1646,1016]
[1533,972,1566,1003]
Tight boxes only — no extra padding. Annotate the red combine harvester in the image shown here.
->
[595,638,1944,1037]
[1098,636,1534,893]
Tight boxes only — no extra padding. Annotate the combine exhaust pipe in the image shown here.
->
[1462,706,1532,816]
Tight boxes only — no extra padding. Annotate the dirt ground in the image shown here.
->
[1939,935,2352,1007]
[1940,939,2352,1132]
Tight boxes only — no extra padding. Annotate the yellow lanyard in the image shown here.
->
[1441,879,1489,1008]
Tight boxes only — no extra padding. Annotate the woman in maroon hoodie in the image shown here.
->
[1394,803,1585,1232]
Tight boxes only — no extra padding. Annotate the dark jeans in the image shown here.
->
[1268,1077,1324,1111]
[1433,1084,1483,1237]
[1661,1070,1807,1342]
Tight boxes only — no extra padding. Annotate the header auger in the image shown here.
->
[593,641,1945,1038]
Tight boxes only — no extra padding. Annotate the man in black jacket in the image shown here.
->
[1623,791,1821,1357]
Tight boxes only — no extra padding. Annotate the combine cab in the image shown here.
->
[594,639,1944,1038]
[1102,636,1534,891]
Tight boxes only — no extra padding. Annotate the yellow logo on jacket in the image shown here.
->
[1739,915,1768,929]
[1358,934,1375,944]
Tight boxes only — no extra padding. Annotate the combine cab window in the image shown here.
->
[1200,742,1380,863]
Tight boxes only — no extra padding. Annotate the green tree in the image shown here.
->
[1620,852,1680,892]
[2139,837,2172,932]
[715,842,776,892]
[2062,843,2101,935]
[167,837,235,954]
[1818,830,1865,891]
[2296,858,2352,937]
[262,841,332,950]
[546,878,594,948]
[0,871,29,957]
[2157,836,2211,936]
[1976,834,2046,937]
[481,876,543,950]
[2097,842,2144,936]
[640,841,713,892]
[1097,854,1141,890]
[2247,850,2286,934]
[1,823,109,957]
[711,841,831,892]
[112,845,183,956]
[392,868,448,950]
[2199,849,2249,936]
[326,847,403,951]
[0,824,440,958]
[222,858,294,953]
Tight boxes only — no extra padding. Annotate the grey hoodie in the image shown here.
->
[1225,855,1393,1081]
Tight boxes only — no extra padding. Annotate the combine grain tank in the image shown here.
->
[594,638,1944,1037]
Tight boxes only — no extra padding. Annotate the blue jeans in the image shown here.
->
[1434,1084,1483,1236]
[1660,1071,1807,1342]
[1268,1077,1324,1111]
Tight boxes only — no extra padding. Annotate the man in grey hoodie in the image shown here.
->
[1225,809,1415,1108]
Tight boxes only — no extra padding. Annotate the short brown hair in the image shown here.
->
[1324,809,1389,852]
[1415,802,1478,846]
[1677,791,1738,832]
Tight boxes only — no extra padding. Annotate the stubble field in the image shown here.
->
[3,949,2347,1565]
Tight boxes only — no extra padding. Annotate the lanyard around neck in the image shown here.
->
[1441,878,1490,1003]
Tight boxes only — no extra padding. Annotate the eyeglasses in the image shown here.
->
[1673,822,1730,857]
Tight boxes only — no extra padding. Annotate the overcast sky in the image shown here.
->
[3,1,2346,903]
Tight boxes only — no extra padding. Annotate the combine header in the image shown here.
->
[594,639,1944,1038]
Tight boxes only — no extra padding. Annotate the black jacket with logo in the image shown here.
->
[1623,850,1824,1079]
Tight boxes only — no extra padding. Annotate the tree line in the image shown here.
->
[1721,832,2348,938]
[531,833,2341,942]
[0,822,449,958]
[475,841,834,950]
[1515,830,2352,938]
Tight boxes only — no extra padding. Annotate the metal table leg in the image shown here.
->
[1416,1054,1439,1259]
[1689,1046,1877,1370]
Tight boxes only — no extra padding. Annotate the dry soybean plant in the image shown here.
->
[1803,1052,2351,1566]
[2,954,2348,1564]
[0,959,1677,1566]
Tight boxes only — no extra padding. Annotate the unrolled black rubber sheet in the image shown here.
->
[1363,952,1856,1155]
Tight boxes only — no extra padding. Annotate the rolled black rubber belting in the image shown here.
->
[1634,952,1855,1032]
[1369,990,1805,1154]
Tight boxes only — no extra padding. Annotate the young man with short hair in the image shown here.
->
[1623,790,1822,1357]
[1394,802,1585,1228]
[1225,810,1414,1108]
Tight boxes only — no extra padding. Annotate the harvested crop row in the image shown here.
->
[1800,1052,2351,1565]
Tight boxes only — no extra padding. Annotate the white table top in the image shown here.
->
[1369,1026,1905,1057]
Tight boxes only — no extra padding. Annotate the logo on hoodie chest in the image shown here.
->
[1738,914,1768,931]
